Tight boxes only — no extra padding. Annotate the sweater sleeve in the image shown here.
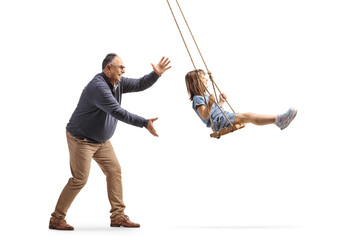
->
[122,71,160,93]
[90,82,148,128]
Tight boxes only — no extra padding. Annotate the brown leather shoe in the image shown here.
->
[111,215,140,228]
[49,217,74,230]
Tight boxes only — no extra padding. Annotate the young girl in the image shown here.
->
[185,69,297,132]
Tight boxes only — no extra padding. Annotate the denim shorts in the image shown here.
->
[212,112,236,132]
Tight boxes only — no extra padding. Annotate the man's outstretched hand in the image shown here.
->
[151,57,171,76]
[147,117,159,137]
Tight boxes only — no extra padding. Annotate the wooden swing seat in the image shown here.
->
[210,123,246,139]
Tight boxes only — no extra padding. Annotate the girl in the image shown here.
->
[185,69,297,133]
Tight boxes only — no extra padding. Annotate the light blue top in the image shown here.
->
[192,94,237,132]
[192,94,226,128]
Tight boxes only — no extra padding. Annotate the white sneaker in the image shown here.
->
[275,108,297,130]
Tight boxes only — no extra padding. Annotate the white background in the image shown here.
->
[1,0,359,239]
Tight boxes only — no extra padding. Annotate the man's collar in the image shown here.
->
[101,72,118,92]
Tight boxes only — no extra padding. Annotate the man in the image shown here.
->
[49,53,171,230]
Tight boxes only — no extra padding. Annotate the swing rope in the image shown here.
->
[166,0,219,132]
[166,0,246,137]
[173,0,236,113]
[166,0,197,70]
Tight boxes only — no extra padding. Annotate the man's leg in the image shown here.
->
[93,140,125,220]
[51,132,99,220]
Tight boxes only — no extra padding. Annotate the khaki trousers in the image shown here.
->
[51,131,125,220]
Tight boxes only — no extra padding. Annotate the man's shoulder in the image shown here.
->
[82,74,109,98]
[88,73,107,88]
[92,73,106,83]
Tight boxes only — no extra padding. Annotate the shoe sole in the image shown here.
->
[281,108,297,130]
[111,224,122,227]
[110,224,140,228]
[49,225,74,230]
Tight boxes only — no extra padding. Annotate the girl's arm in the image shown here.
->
[196,94,215,119]
[218,93,227,107]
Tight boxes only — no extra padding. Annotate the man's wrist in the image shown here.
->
[154,70,161,77]
[144,119,149,128]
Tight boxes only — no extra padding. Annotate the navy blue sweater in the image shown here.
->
[66,71,159,143]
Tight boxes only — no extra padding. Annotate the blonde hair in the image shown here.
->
[185,69,206,101]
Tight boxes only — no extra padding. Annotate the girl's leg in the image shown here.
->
[234,108,297,130]
[234,112,276,126]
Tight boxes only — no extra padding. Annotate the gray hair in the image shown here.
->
[102,53,118,70]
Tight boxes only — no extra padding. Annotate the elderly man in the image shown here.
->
[49,54,171,230]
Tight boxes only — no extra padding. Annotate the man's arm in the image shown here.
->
[122,57,171,93]
[91,83,148,128]
[122,71,159,93]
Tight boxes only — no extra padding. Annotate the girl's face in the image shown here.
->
[199,72,208,88]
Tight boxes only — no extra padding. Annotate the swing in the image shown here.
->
[166,0,246,139]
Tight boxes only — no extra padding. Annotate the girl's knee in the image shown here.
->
[235,112,253,124]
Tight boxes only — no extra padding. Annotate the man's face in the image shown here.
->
[108,56,125,83]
